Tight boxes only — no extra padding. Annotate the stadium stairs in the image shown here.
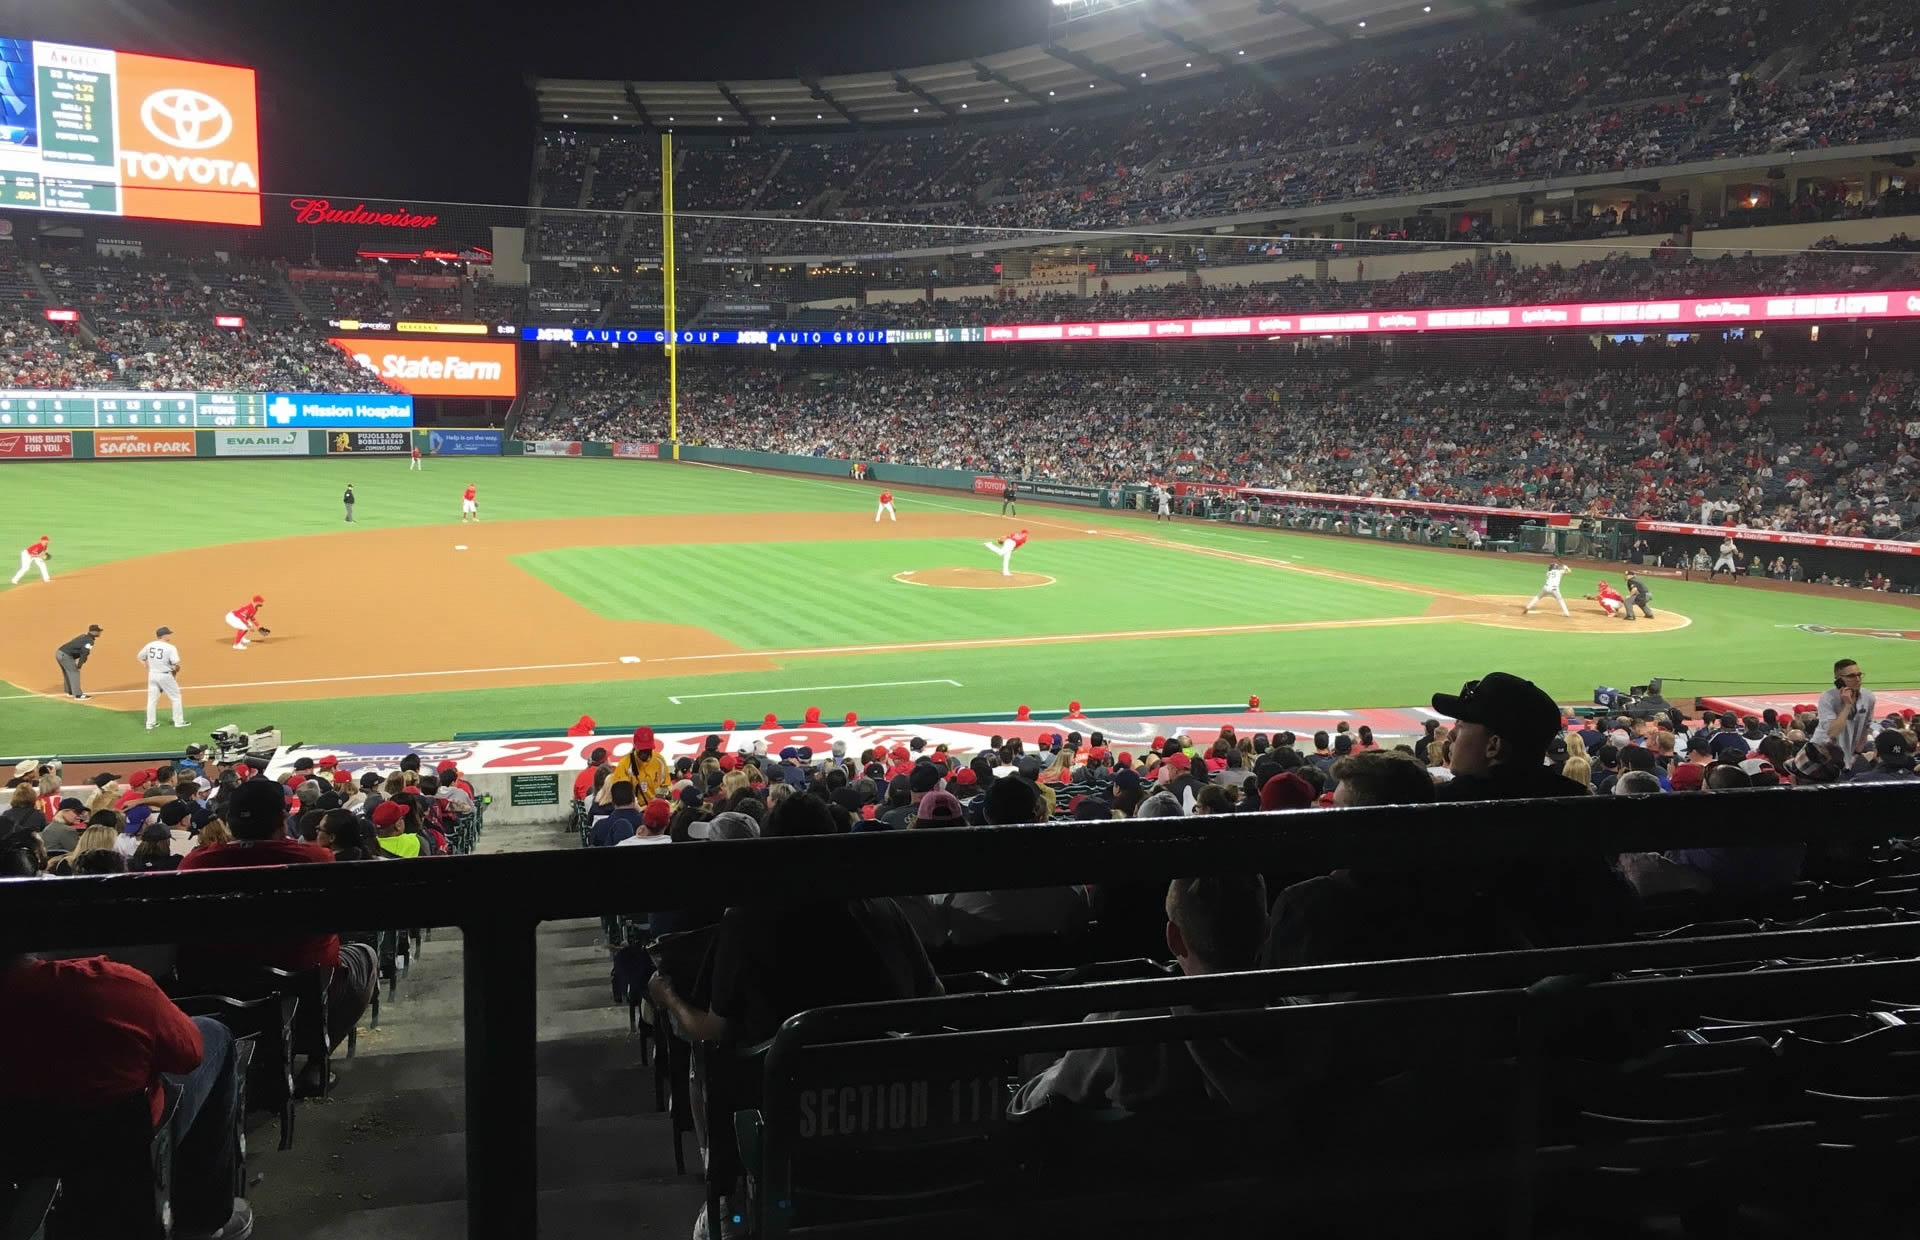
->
[245,817,701,1239]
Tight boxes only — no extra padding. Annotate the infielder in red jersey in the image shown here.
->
[983,529,1029,577]
[1586,580,1625,617]
[224,595,265,648]
[11,534,50,584]
[461,483,478,522]
[874,489,896,522]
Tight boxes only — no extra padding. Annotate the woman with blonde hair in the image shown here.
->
[1563,733,1589,761]
[86,784,119,815]
[1561,755,1593,790]
[195,818,232,850]
[1040,748,1074,787]
[719,769,752,801]
[48,824,119,876]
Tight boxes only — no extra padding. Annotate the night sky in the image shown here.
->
[0,0,1042,205]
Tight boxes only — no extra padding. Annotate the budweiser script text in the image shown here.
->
[288,198,440,229]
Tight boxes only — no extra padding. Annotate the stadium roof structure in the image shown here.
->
[534,0,1508,131]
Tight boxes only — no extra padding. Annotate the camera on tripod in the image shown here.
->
[1594,678,1670,719]
[209,724,280,765]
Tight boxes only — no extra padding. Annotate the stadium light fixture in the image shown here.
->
[1357,20,1365,26]
[1140,71,1147,77]
[1185,61,1192,67]
[1236,49,1244,54]
[817,113,823,118]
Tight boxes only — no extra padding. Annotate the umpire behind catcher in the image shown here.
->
[55,624,102,700]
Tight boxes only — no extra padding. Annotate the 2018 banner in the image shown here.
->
[92,429,195,457]
[523,440,582,457]
[0,431,73,459]
[429,429,503,456]
[611,442,659,459]
[326,430,412,455]
[213,429,304,456]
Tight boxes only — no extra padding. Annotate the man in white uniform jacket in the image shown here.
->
[136,626,188,730]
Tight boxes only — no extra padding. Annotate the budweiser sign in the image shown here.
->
[288,198,441,229]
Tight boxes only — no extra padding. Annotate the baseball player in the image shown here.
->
[1155,485,1173,522]
[1587,579,1626,618]
[1001,482,1018,516]
[55,624,102,699]
[136,626,187,730]
[874,489,897,523]
[1523,560,1571,616]
[462,482,478,523]
[1711,535,1739,579]
[983,529,1029,577]
[410,443,422,471]
[224,595,267,649]
[343,484,355,523]
[11,534,50,584]
[1622,570,1655,621]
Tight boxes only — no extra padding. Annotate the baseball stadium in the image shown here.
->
[8,0,1920,1237]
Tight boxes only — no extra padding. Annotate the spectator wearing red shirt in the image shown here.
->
[177,778,377,1078]
[573,747,610,802]
[0,952,252,1238]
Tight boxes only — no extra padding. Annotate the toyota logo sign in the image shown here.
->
[140,88,233,150]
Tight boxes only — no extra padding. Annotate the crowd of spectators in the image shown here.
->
[0,746,491,1236]
[515,323,1920,540]
[527,0,1920,262]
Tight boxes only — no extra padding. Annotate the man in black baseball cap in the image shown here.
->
[1431,672,1633,945]
[1431,672,1585,801]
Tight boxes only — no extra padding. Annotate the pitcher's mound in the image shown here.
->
[895,568,1057,590]
[1440,594,1691,634]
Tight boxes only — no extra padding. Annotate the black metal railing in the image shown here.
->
[4,782,1919,1239]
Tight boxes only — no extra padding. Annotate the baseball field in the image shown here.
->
[3,455,1919,755]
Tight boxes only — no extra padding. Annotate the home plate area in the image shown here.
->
[894,568,1057,590]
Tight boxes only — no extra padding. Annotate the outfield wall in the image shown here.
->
[0,428,504,459]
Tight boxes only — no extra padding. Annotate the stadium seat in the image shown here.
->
[0,1082,179,1240]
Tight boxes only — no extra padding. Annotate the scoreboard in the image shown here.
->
[0,390,267,428]
[0,38,261,225]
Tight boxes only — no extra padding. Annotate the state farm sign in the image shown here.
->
[328,337,518,397]
[291,198,441,229]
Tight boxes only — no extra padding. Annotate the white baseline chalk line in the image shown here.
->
[667,678,962,704]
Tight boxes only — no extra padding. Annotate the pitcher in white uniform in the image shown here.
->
[135,625,188,730]
[1523,561,1571,616]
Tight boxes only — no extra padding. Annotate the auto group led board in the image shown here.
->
[0,37,260,224]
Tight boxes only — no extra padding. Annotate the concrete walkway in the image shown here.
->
[246,819,702,1238]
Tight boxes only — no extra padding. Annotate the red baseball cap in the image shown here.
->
[890,745,910,760]
[371,801,409,828]
[318,754,339,768]
[331,770,352,785]
[436,760,458,774]
[1116,752,1134,767]
[1164,753,1190,771]
[952,767,978,787]
[718,753,740,771]
[1260,773,1315,811]
[286,773,307,789]
[642,799,672,828]
[632,726,656,751]
[1669,763,1705,791]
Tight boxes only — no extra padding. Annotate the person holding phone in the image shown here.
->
[1817,658,1878,771]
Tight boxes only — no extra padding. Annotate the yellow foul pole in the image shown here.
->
[661,129,679,459]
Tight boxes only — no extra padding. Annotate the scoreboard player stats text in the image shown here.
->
[0,38,260,225]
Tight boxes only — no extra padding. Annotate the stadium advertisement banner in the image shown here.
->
[328,338,519,398]
[326,430,411,455]
[1018,480,1109,505]
[1635,520,1920,558]
[611,442,659,460]
[0,431,74,459]
[523,440,582,457]
[972,477,1008,497]
[265,392,414,429]
[92,429,195,457]
[429,429,502,456]
[213,428,304,456]
[982,290,1920,344]
[112,52,263,226]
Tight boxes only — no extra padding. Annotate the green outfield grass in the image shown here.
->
[4,455,1919,754]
